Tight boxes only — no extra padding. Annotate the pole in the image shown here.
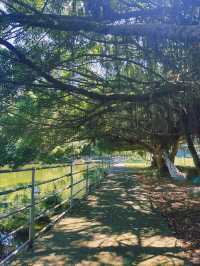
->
[29,168,36,247]
[100,159,104,183]
[86,162,89,194]
[70,162,73,208]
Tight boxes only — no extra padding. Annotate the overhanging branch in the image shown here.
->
[1,13,200,42]
[0,39,189,104]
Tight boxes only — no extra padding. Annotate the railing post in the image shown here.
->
[101,158,104,170]
[99,159,103,183]
[86,162,89,194]
[109,157,111,168]
[29,168,36,247]
[70,162,73,208]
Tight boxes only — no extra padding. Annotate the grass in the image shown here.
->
[123,157,200,185]
[0,165,70,189]
[0,168,106,262]
[124,157,194,168]
[124,159,150,169]
[175,157,194,167]
[0,164,106,261]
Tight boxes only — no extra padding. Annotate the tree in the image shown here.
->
[0,0,200,172]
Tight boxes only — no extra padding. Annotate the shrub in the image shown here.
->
[42,193,62,209]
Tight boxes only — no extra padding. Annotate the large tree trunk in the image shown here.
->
[182,110,200,174]
[169,138,180,163]
[185,133,200,173]
[151,138,179,169]
[153,145,169,175]
[150,154,157,168]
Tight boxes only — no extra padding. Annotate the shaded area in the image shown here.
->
[12,166,188,266]
[145,176,200,265]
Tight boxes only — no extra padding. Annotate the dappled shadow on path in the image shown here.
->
[12,166,188,266]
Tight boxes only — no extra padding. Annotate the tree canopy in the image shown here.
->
[1,0,200,170]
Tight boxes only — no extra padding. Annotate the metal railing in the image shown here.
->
[0,158,112,265]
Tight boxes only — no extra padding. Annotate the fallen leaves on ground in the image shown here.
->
[136,174,200,265]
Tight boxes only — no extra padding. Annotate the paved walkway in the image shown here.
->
[12,166,188,266]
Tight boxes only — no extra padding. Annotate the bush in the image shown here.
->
[36,215,51,225]
[186,167,199,178]
[42,194,62,210]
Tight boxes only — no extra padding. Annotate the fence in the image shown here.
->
[0,158,112,265]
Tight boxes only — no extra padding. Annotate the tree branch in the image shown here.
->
[1,13,200,42]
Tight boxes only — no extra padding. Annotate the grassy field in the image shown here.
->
[0,157,194,189]
[0,166,69,189]
[124,161,150,169]
[0,156,195,222]
[124,157,194,169]
[0,164,104,261]
[0,164,87,214]
[175,157,194,167]
[0,163,102,231]
[0,163,99,211]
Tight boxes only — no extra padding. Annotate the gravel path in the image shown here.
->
[12,166,188,266]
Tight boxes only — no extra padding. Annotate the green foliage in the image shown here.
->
[42,193,62,210]
[0,0,200,174]
[186,168,200,179]
[1,194,30,232]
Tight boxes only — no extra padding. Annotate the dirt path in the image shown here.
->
[12,166,188,266]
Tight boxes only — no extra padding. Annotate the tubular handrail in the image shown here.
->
[0,223,29,242]
[0,166,99,218]
[0,164,69,174]
[0,160,101,174]
[71,177,86,187]
[0,175,67,197]
[0,177,87,220]
[36,173,70,187]
[70,169,86,176]
[0,204,31,220]
[0,185,32,196]
[0,157,112,266]
[36,184,71,204]
[0,173,70,197]
[0,162,100,197]
[71,186,86,199]
[72,166,97,176]
[35,198,70,223]
[1,179,93,247]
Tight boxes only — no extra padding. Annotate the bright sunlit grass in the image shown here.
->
[175,157,194,167]
[124,156,195,169]
[124,162,150,169]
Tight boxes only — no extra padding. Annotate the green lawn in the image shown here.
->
[124,156,194,169]
[175,157,194,167]
[0,163,102,236]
